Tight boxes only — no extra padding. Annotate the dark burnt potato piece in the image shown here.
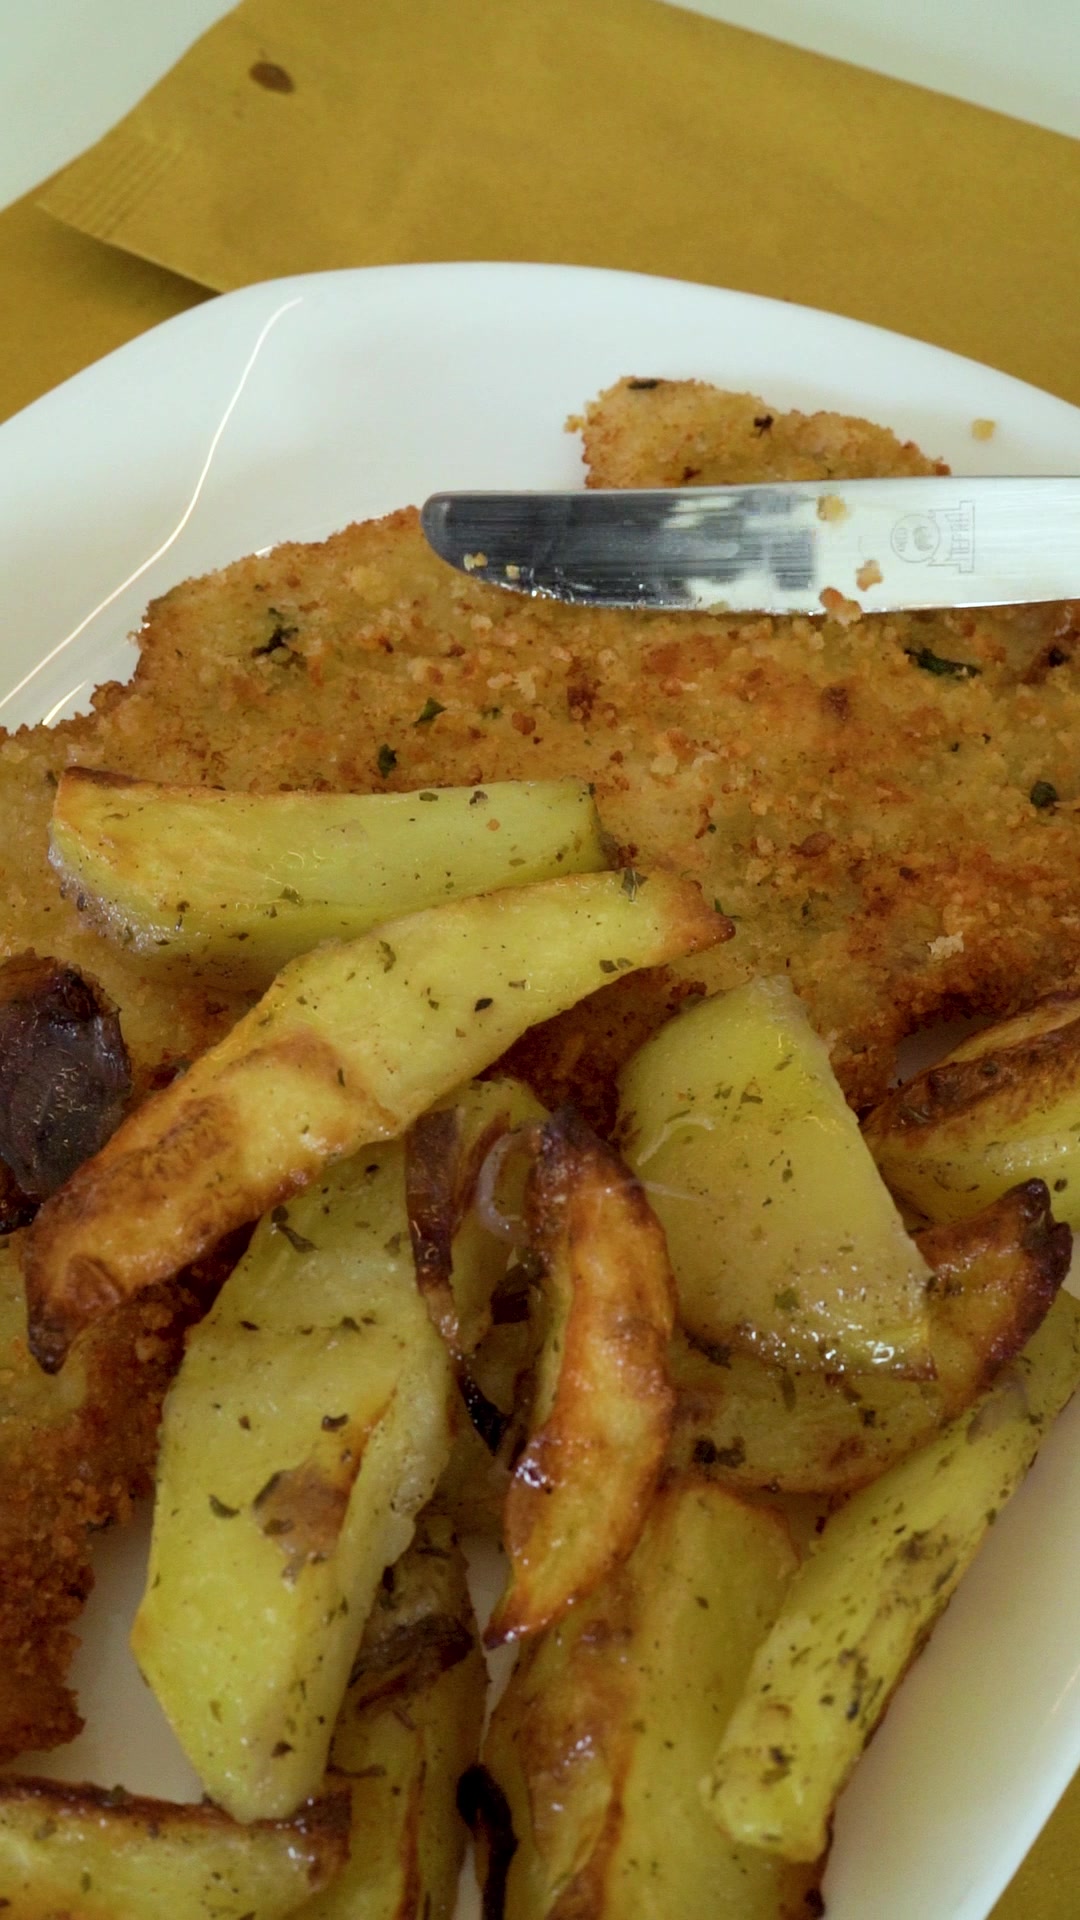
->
[0,953,131,1204]
[0,1158,37,1234]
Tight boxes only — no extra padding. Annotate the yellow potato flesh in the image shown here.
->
[617,976,932,1375]
[704,1289,1080,1862]
[0,1778,348,1919]
[483,1475,824,1917]
[49,773,609,980]
[131,1143,454,1822]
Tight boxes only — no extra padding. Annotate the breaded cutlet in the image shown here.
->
[4,378,1078,1117]
[0,1245,215,1761]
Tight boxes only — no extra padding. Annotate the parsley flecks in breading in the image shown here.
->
[904,645,982,680]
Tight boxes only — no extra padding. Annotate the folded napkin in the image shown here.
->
[0,194,206,423]
[35,0,1080,407]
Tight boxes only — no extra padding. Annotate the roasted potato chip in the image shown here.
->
[705,1289,1080,1862]
[50,772,609,980]
[24,868,723,1370]
[864,990,1080,1226]
[616,976,932,1377]
[669,1333,943,1497]
[307,1512,485,1920]
[131,1142,455,1822]
[671,1179,1071,1492]
[0,1776,350,1919]
[475,1473,824,1917]
[486,1109,676,1646]
[405,1075,546,1358]
[919,1177,1070,1412]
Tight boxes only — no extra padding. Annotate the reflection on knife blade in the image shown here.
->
[420,476,1080,616]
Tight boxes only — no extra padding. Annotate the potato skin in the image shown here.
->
[477,1473,825,1919]
[486,1109,676,1646]
[863,990,1080,1225]
[917,1177,1071,1409]
[0,1775,350,1919]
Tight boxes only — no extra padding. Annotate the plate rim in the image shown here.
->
[2,259,1079,1920]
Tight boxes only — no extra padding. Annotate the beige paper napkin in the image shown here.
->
[34,0,1080,406]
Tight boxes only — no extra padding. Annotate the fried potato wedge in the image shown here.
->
[50,771,609,980]
[435,1293,543,1539]
[305,1511,485,1920]
[486,1109,676,1647]
[617,976,933,1376]
[669,1334,943,1497]
[24,868,723,1370]
[919,1178,1071,1411]
[406,1074,547,1359]
[671,1179,1070,1493]
[864,990,1080,1226]
[704,1289,1080,1863]
[473,1473,824,1918]
[131,1143,455,1823]
[0,1776,349,1919]
[407,1078,549,1530]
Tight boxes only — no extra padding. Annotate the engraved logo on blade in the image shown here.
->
[890,503,975,573]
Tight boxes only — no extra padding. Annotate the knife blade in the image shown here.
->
[420,476,1080,615]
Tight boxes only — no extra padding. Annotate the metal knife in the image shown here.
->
[420,476,1080,615]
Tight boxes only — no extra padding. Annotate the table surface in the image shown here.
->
[2,0,1078,214]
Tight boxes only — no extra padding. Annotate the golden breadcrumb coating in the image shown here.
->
[0,1245,220,1761]
[6,379,1077,1114]
[574,377,948,489]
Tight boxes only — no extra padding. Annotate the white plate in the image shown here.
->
[3,263,1080,1920]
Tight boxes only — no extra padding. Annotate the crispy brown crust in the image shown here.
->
[575,377,948,490]
[917,1179,1071,1406]
[864,992,1080,1140]
[487,1109,675,1646]
[0,1771,350,1841]
[0,1268,212,1762]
